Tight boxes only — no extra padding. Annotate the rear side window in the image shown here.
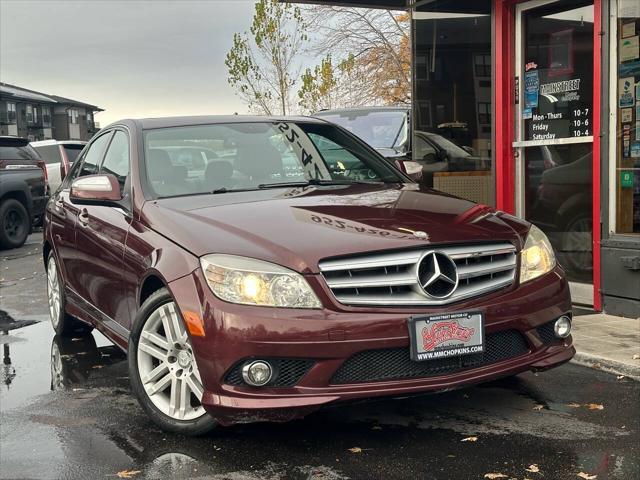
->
[33,145,62,164]
[79,132,112,177]
[62,145,83,164]
[100,131,129,190]
[0,145,40,160]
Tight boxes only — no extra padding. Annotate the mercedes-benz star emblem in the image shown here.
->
[417,251,459,298]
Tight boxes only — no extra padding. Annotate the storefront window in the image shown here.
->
[413,0,492,205]
[614,2,640,234]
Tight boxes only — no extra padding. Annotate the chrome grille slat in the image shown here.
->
[325,271,416,289]
[319,242,517,306]
[318,251,422,272]
[457,257,516,279]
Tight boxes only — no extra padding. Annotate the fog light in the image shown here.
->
[242,360,273,386]
[554,316,572,338]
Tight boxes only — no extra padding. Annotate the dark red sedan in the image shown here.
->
[44,116,574,435]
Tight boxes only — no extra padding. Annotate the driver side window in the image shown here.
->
[100,131,129,191]
[65,132,113,189]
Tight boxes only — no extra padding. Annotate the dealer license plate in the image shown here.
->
[408,312,484,362]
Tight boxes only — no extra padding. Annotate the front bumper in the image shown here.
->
[169,265,573,426]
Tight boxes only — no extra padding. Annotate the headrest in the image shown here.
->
[205,160,234,186]
[148,149,174,182]
[234,144,283,180]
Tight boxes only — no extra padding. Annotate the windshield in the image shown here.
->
[425,133,471,158]
[315,110,407,149]
[143,121,403,199]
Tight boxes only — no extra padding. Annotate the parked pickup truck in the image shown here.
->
[0,136,48,249]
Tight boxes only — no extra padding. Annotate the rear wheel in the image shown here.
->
[0,199,29,249]
[128,288,216,436]
[46,253,92,336]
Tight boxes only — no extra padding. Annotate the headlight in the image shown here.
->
[519,224,556,283]
[200,254,322,309]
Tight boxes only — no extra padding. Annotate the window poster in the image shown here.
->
[522,24,593,142]
[622,22,636,38]
[619,77,636,107]
[620,35,640,62]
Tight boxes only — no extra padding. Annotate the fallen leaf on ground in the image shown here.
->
[484,474,508,479]
[567,403,581,408]
[632,354,640,360]
[348,447,362,453]
[586,403,604,410]
[116,470,142,479]
[532,404,545,411]
[525,464,540,473]
[461,436,478,442]
[592,363,602,369]
[577,473,597,480]
[616,375,625,380]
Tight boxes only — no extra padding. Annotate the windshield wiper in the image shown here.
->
[257,179,383,189]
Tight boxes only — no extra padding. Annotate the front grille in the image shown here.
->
[225,358,314,387]
[330,329,529,384]
[536,320,559,345]
[319,242,517,306]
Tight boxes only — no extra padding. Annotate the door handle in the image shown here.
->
[78,209,89,227]
[55,196,64,209]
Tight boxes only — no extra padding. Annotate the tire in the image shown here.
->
[0,198,29,249]
[128,288,217,436]
[46,252,93,336]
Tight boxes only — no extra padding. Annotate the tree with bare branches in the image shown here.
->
[303,6,411,106]
[225,0,308,115]
[298,53,379,113]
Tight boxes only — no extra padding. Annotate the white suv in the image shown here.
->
[30,140,86,193]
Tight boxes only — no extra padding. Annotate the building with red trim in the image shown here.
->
[295,0,640,318]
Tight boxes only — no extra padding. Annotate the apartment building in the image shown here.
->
[0,82,103,141]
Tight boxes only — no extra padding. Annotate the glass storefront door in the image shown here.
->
[514,0,595,302]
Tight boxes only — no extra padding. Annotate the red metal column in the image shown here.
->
[592,0,602,311]
[494,0,516,214]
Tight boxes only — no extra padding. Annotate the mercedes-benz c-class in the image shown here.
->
[44,116,574,435]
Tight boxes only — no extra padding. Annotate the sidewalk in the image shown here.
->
[571,313,640,380]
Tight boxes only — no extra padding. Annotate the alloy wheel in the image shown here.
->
[136,302,206,421]
[47,256,61,327]
[4,209,23,240]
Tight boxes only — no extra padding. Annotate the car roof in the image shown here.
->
[313,106,409,116]
[103,115,329,131]
[30,139,87,147]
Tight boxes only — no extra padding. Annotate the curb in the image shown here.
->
[571,352,640,381]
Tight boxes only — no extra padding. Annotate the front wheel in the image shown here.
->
[128,288,216,436]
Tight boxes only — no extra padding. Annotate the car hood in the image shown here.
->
[142,184,529,274]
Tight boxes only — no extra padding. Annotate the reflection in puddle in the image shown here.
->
[50,334,125,391]
[0,320,119,412]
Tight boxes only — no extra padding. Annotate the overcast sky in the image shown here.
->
[0,0,265,126]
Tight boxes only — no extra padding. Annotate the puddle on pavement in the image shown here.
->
[0,319,122,412]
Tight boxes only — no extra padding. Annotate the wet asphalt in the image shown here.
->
[0,234,638,480]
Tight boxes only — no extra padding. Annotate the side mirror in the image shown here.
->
[423,152,438,164]
[70,174,122,206]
